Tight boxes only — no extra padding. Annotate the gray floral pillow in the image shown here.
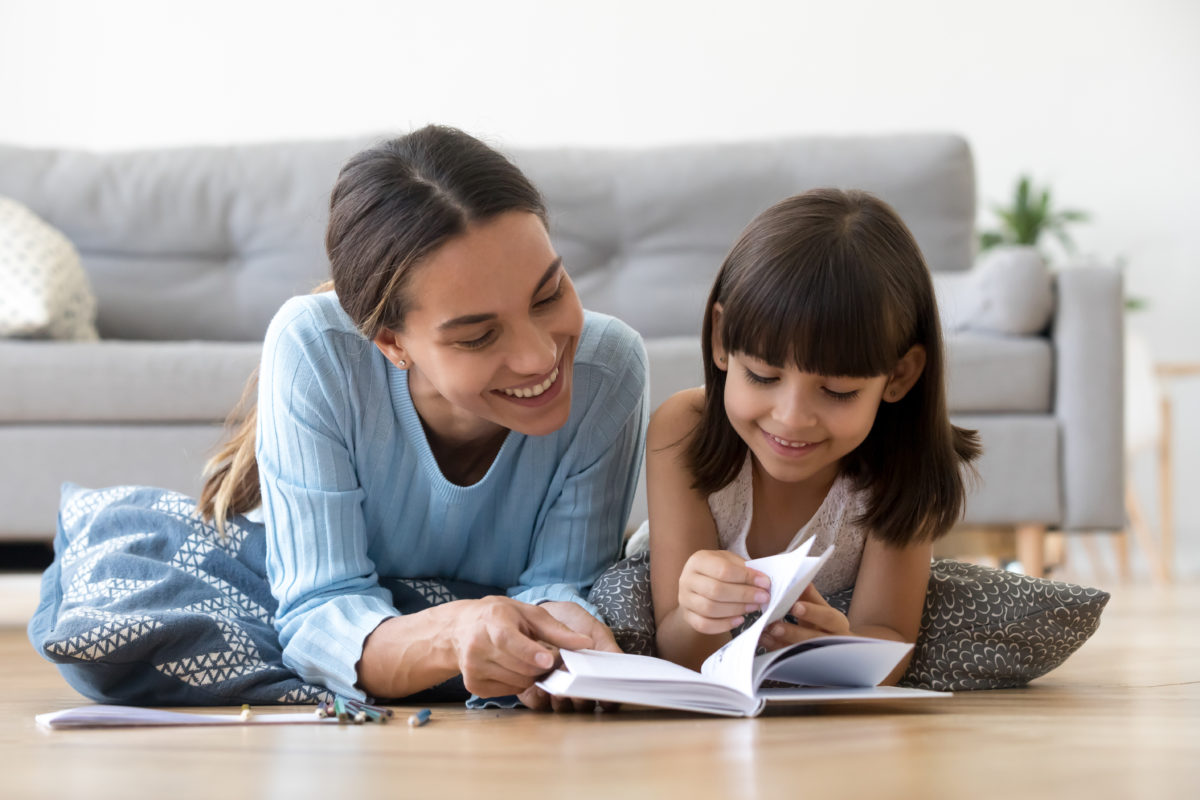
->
[587,554,1109,691]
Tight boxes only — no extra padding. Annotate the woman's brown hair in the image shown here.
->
[199,125,547,531]
[686,188,980,546]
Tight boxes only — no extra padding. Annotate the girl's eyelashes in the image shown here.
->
[741,363,861,400]
[742,367,778,385]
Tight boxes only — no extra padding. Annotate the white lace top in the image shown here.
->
[707,454,867,595]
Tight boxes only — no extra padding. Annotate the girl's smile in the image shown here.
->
[760,427,823,459]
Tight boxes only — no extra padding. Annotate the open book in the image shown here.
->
[539,539,946,717]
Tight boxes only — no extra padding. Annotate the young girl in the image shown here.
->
[648,189,979,680]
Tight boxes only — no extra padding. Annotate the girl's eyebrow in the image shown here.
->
[437,257,563,331]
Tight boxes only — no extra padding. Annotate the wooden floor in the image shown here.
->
[2,578,1198,800]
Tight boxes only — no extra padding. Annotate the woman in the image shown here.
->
[199,126,647,709]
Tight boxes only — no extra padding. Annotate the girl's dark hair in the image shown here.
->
[686,188,980,546]
[199,125,547,530]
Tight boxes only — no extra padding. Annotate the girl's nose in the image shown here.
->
[774,390,818,430]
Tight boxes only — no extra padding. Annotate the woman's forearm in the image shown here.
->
[356,602,464,698]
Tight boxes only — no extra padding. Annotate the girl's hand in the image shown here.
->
[517,601,622,713]
[758,584,851,651]
[678,549,772,634]
[449,597,594,699]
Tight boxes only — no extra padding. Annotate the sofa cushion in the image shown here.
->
[945,333,1052,413]
[0,197,98,341]
[953,414,1063,525]
[0,135,975,343]
[0,341,261,422]
[523,134,976,340]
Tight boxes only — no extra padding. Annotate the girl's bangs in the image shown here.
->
[720,253,906,378]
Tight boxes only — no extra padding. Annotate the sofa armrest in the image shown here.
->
[1053,266,1125,530]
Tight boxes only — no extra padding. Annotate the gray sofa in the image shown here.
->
[0,134,1124,548]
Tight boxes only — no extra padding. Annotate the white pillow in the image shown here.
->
[0,196,98,340]
[966,246,1054,336]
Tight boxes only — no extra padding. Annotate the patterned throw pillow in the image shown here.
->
[0,196,98,340]
[587,553,1110,691]
[30,484,501,705]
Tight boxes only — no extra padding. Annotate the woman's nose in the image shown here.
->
[508,320,558,376]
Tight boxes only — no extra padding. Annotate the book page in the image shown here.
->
[755,637,913,687]
[699,539,833,694]
[559,649,717,684]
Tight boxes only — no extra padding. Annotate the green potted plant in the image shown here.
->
[979,174,1144,310]
[978,174,1089,255]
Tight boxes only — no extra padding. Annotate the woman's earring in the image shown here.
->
[398,359,407,369]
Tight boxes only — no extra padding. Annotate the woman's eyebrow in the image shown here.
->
[531,257,563,295]
[438,257,563,331]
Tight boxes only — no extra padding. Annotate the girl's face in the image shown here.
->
[721,352,889,488]
[375,211,585,443]
[712,306,925,489]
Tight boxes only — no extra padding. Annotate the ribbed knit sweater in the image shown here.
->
[256,292,648,698]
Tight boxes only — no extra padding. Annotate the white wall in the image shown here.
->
[2,0,1198,576]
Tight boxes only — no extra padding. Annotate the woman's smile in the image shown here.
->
[493,352,568,407]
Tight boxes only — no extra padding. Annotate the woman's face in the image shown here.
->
[377,211,585,443]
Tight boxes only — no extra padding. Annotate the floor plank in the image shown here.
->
[2,581,1198,800]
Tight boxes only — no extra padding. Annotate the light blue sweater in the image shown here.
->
[256,293,648,699]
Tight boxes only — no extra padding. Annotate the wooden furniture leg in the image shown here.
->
[1125,474,1169,584]
[1110,529,1131,582]
[1159,393,1173,581]
[1015,523,1047,578]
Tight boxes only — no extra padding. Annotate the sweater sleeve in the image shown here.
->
[256,299,398,700]
[508,315,649,619]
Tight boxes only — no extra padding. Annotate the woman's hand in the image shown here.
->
[757,584,851,651]
[516,600,622,713]
[448,596,594,699]
[677,549,771,635]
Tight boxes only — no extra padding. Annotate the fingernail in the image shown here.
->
[731,616,744,627]
[792,604,805,615]
[536,652,554,669]
[754,576,770,589]
[754,591,769,604]
[770,624,784,636]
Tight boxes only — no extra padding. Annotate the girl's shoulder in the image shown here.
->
[647,387,705,450]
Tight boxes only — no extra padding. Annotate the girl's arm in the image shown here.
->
[759,535,931,686]
[844,536,931,684]
[649,389,770,671]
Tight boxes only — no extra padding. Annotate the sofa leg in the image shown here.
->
[1015,523,1047,578]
